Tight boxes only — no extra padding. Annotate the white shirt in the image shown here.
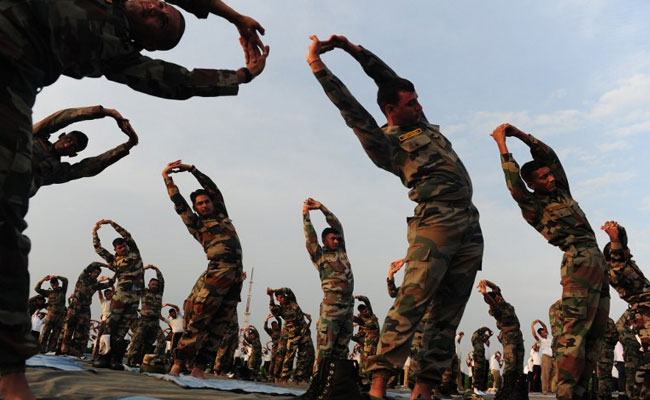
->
[454,334,463,359]
[31,312,45,333]
[525,356,533,373]
[490,354,501,371]
[539,337,553,357]
[100,298,111,321]
[531,348,542,366]
[615,342,624,362]
[166,314,184,333]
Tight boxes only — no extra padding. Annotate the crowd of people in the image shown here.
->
[0,0,648,400]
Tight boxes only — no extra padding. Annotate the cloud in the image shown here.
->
[597,141,629,152]
[591,74,650,121]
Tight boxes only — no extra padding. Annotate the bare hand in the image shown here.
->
[306,35,328,64]
[241,271,247,281]
[601,220,620,242]
[240,37,270,79]
[388,259,405,278]
[490,124,509,144]
[266,287,273,296]
[235,14,265,51]
[321,35,361,54]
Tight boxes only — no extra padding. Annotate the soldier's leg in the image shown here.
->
[194,297,238,373]
[295,334,314,382]
[173,264,241,369]
[127,319,145,365]
[47,313,65,352]
[273,337,287,380]
[61,307,76,354]
[74,310,91,356]
[632,309,650,397]
[556,247,609,400]
[38,315,54,351]
[281,335,299,381]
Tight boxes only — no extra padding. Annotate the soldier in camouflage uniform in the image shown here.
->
[303,198,354,373]
[601,221,650,397]
[264,313,283,381]
[243,326,262,380]
[127,265,164,366]
[596,318,618,400]
[28,295,47,316]
[163,161,245,378]
[471,327,492,392]
[616,310,642,400]
[353,295,380,375]
[477,280,527,399]
[307,34,483,400]
[215,311,239,376]
[61,262,114,356]
[0,0,267,393]
[34,275,68,352]
[267,287,314,383]
[31,105,138,196]
[93,219,144,369]
[548,299,563,394]
[491,123,610,400]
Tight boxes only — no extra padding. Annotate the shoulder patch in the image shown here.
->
[398,128,423,142]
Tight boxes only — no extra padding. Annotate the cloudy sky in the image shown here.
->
[28,1,650,361]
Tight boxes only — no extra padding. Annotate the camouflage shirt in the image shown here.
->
[607,242,650,306]
[30,106,131,196]
[500,134,598,251]
[263,318,282,342]
[28,295,47,315]
[93,222,144,294]
[0,0,239,98]
[244,326,262,352]
[602,318,619,347]
[165,167,242,263]
[303,209,354,304]
[313,48,473,204]
[488,299,521,335]
[70,263,114,309]
[471,327,491,346]
[616,310,639,351]
[387,277,398,298]
[139,269,164,318]
[353,296,380,340]
[34,277,68,312]
[269,289,307,335]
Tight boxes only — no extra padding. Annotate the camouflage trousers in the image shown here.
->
[555,245,610,400]
[500,331,524,377]
[127,316,162,365]
[281,330,314,382]
[174,260,242,368]
[360,335,378,375]
[39,308,65,352]
[61,305,91,356]
[105,288,140,340]
[271,333,287,379]
[596,339,616,399]
[631,305,650,398]
[472,343,488,391]
[248,346,262,377]
[367,202,483,384]
[548,298,563,392]
[623,340,642,399]
[406,302,433,388]
[0,7,45,372]
[315,301,353,373]
[215,313,239,375]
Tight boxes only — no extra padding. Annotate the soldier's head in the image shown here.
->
[271,320,279,330]
[54,131,89,157]
[321,227,340,251]
[104,288,114,300]
[123,0,185,51]
[112,238,130,256]
[377,78,421,126]
[190,189,214,217]
[603,225,630,261]
[537,327,548,339]
[49,278,59,289]
[86,263,102,279]
[35,295,46,307]
[357,304,369,317]
[148,278,159,291]
[275,292,287,305]
[521,160,556,194]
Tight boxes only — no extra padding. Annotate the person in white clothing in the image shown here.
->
[162,303,183,353]
[532,319,554,394]
[490,351,503,391]
[30,311,46,340]
[530,343,542,392]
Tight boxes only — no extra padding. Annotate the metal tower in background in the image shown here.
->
[242,267,254,331]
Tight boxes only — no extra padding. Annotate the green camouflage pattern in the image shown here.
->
[127,268,164,365]
[488,299,524,376]
[548,298,563,391]
[35,276,68,352]
[244,326,262,378]
[214,311,238,375]
[139,269,164,318]
[499,135,609,400]
[353,295,379,373]
[606,242,650,306]
[617,310,642,399]
[30,106,131,196]
[387,277,398,298]
[596,318,618,399]
[264,316,282,380]
[271,330,287,380]
[316,303,353,371]
[471,327,490,391]
[28,295,46,316]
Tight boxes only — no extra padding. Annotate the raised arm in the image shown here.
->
[307,36,393,173]
[491,124,543,225]
[302,199,321,260]
[263,314,273,336]
[355,295,374,315]
[109,220,139,254]
[34,275,50,296]
[58,276,69,293]
[387,259,404,298]
[477,280,497,307]
[146,265,165,292]
[162,161,199,231]
[92,220,114,264]
[517,129,570,194]
[531,320,541,341]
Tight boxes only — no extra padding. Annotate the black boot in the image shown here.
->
[92,352,111,368]
[298,359,328,400]
[316,359,363,400]
[515,373,529,400]
[109,338,126,370]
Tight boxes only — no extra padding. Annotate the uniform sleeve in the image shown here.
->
[313,67,393,172]
[41,144,131,185]
[60,277,68,294]
[323,208,345,244]
[303,213,322,262]
[34,281,48,297]
[527,134,571,194]
[357,295,374,315]
[607,241,627,271]
[104,54,239,100]
[93,230,115,264]
[263,320,272,336]
[500,153,543,226]
[156,268,165,293]
[164,175,199,235]
[387,277,398,298]
[191,167,228,216]
[354,48,399,87]
[112,222,140,254]
[33,106,107,138]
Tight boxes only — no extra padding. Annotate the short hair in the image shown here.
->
[112,237,127,247]
[67,130,88,152]
[149,278,159,283]
[377,78,415,115]
[49,278,58,285]
[357,304,367,312]
[321,227,339,242]
[520,160,547,183]
[159,10,185,51]
[190,189,211,206]
[537,327,545,335]
[104,288,113,295]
